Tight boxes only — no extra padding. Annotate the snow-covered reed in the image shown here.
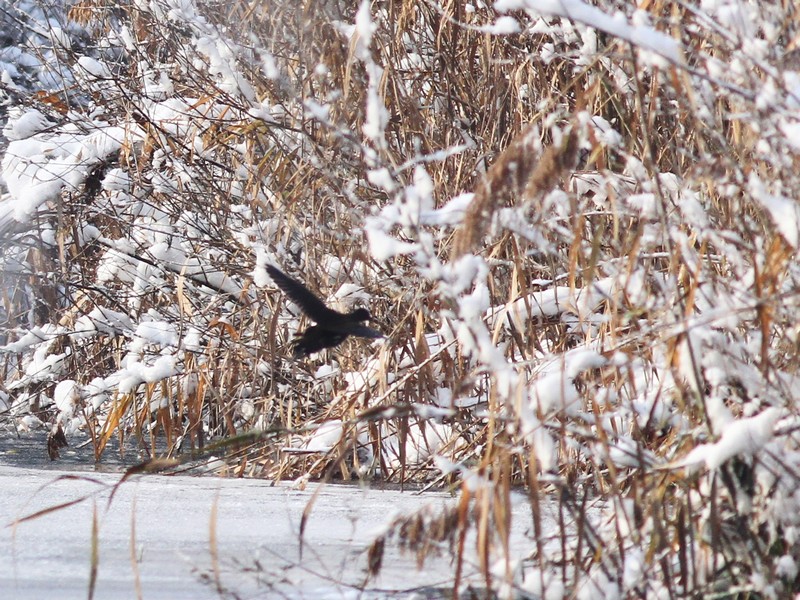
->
[2,0,800,596]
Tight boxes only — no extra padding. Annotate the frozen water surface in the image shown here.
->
[0,439,544,599]
[0,466,452,598]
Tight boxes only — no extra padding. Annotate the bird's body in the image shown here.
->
[266,264,383,357]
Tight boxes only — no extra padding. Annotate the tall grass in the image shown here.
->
[2,0,800,596]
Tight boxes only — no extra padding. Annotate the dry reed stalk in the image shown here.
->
[452,124,580,258]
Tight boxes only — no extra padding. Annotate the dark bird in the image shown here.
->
[266,264,383,357]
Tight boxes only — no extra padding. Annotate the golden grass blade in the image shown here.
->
[130,494,142,600]
[96,393,133,461]
[87,501,99,600]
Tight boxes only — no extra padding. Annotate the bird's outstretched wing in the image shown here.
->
[266,264,338,323]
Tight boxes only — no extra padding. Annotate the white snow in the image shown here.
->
[332,282,371,312]
[77,55,111,79]
[76,306,134,337]
[118,354,180,393]
[1,123,133,222]
[53,379,79,415]
[134,320,179,347]
[300,419,346,451]
[494,0,683,65]
[101,168,131,191]
[365,224,418,260]
[1,0,799,596]
[383,420,455,467]
[418,192,473,226]
[483,16,521,35]
[0,328,51,354]
[748,173,800,248]
[2,107,54,140]
[678,407,782,471]
[0,463,556,599]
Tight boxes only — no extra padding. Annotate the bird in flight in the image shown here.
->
[266,264,383,357]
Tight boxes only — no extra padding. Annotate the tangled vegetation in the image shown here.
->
[2,0,800,597]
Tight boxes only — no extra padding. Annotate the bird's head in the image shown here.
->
[349,307,372,322]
